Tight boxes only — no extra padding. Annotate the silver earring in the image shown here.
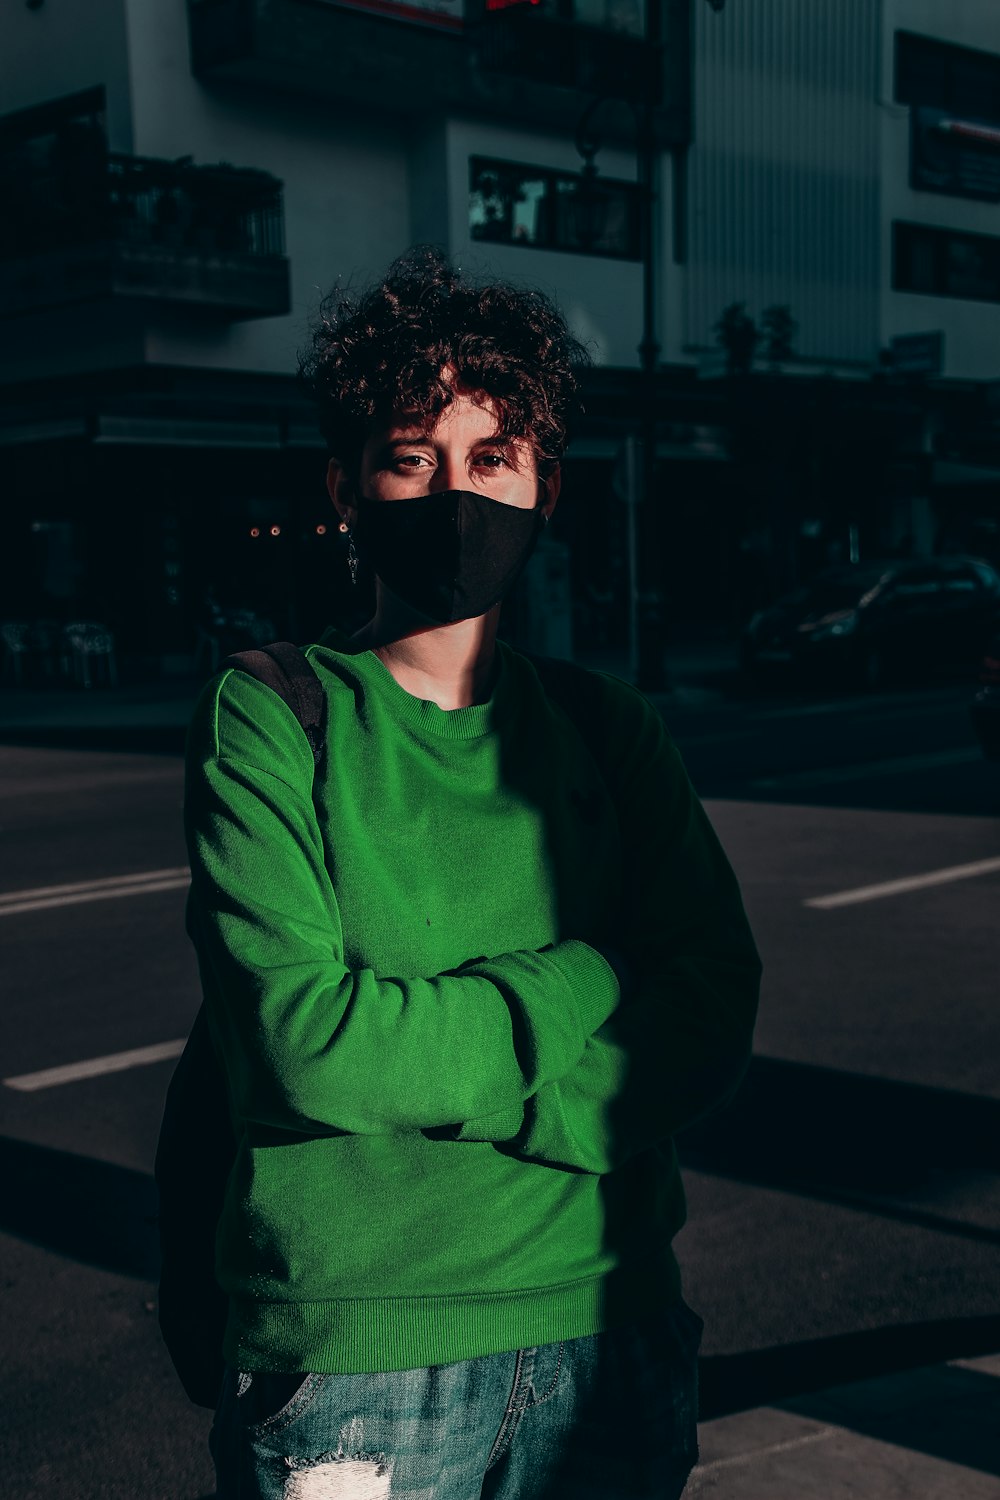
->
[338,518,359,586]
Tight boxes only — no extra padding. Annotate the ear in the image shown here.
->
[541,464,561,522]
[326,458,357,526]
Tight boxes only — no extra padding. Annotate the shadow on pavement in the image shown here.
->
[786,1356,1000,1480]
[701,1323,1000,1471]
[0,1135,159,1278]
[4,1127,999,1455]
[679,1055,1000,1245]
[6,1064,998,1281]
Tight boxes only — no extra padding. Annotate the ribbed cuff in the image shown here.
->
[548,939,622,1039]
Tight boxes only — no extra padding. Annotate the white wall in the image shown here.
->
[880,0,1000,379]
[686,0,881,369]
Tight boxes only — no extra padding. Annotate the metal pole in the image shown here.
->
[624,434,639,682]
[635,0,665,691]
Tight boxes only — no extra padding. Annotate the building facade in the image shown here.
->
[683,0,1000,601]
[2,0,1000,675]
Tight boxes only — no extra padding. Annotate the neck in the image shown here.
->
[351,588,501,710]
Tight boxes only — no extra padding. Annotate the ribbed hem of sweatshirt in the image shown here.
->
[225,1255,681,1375]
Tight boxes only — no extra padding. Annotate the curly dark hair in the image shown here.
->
[300,247,590,477]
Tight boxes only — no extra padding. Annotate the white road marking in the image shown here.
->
[806,855,1000,910]
[751,746,980,790]
[4,1039,186,1092]
[0,866,190,916]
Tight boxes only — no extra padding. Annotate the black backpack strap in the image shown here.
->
[222,641,325,764]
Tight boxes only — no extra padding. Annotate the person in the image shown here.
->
[184,248,761,1500]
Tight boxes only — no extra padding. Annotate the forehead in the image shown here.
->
[374,389,505,442]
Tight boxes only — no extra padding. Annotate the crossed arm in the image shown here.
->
[185,668,760,1169]
[451,678,762,1172]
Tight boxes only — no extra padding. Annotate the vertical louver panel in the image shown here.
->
[687,0,879,365]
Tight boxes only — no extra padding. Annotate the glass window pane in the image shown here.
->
[554,176,635,256]
[573,0,643,37]
[953,57,1000,121]
[896,33,945,108]
[511,176,548,244]
[469,162,512,243]
[468,155,636,259]
[909,232,937,293]
[945,236,997,299]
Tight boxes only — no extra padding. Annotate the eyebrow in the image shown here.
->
[380,434,514,451]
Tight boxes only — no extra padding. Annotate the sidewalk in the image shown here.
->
[0,674,202,735]
[690,1350,999,1498]
[0,637,741,737]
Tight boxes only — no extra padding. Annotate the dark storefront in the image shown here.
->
[0,383,355,681]
[4,361,995,683]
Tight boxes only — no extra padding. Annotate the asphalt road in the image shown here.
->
[1,678,997,1499]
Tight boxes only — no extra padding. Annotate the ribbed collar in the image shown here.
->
[315,625,514,741]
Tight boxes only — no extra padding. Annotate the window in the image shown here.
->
[469,157,640,260]
[896,31,1000,119]
[893,221,1000,305]
[507,0,645,38]
[0,89,108,260]
[571,0,644,39]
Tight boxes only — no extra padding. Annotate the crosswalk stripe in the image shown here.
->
[4,1039,187,1092]
[0,867,190,916]
[806,855,1000,910]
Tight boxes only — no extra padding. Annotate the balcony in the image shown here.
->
[187,0,690,146]
[0,152,290,321]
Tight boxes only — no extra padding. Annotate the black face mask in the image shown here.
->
[353,488,546,624]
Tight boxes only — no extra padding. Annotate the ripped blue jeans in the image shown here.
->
[210,1300,703,1500]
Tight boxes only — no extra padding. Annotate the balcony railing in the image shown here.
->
[0,151,290,320]
[104,154,286,259]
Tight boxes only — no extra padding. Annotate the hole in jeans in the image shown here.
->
[283,1458,392,1499]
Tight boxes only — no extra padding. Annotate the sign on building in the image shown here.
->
[911,107,1000,203]
[319,0,463,31]
[888,331,944,378]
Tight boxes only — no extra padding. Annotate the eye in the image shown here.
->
[474,451,508,469]
[393,453,432,470]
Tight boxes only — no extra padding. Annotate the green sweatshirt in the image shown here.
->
[183,626,761,1375]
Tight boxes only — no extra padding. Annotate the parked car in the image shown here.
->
[741,556,1000,690]
[970,622,1000,759]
